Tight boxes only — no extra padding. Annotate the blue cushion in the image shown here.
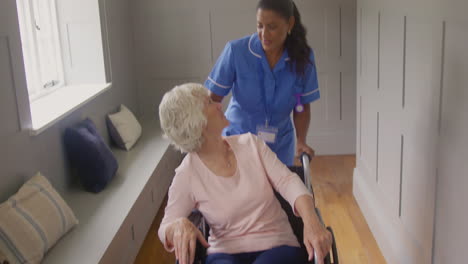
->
[64,119,118,193]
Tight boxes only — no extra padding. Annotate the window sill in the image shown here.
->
[29,83,111,136]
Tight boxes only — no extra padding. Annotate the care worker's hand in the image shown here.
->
[165,217,210,264]
[303,221,332,264]
[296,141,315,159]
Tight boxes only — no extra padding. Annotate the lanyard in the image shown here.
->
[294,94,304,112]
[257,60,272,127]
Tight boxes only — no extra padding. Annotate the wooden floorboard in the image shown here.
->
[134,155,386,264]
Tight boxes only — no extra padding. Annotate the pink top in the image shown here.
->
[158,133,312,255]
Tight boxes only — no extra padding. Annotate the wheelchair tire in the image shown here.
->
[327,226,339,264]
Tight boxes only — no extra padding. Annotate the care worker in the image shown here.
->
[205,0,320,166]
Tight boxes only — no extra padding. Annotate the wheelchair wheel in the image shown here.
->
[327,227,339,264]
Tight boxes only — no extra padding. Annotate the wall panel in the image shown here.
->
[377,11,405,216]
[354,0,468,263]
[133,0,357,155]
[0,36,21,137]
[433,19,468,263]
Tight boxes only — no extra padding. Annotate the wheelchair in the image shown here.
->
[176,153,339,264]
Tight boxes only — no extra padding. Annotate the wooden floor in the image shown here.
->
[134,155,386,264]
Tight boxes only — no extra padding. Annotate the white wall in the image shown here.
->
[131,0,357,155]
[0,0,137,201]
[432,1,468,262]
[354,0,468,263]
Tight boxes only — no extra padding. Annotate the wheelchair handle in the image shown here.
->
[300,152,314,199]
[300,152,312,164]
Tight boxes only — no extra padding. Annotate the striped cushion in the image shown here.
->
[0,173,78,264]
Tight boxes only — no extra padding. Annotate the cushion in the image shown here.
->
[106,104,142,151]
[64,118,118,193]
[0,173,78,264]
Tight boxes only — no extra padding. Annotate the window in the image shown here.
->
[16,0,64,101]
[15,0,111,134]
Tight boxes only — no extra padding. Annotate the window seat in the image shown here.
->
[42,120,182,264]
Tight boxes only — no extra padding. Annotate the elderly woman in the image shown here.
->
[158,83,331,264]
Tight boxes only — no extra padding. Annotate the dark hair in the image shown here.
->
[257,0,312,77]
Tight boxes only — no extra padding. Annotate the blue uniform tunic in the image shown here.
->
[205,33,320,165]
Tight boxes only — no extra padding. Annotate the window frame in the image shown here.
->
[16,0,65,102]
[13,0,113,135]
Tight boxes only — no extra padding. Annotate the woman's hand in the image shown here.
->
[165,217,210,264]
[303,220,333,264]
[296,140,315,159]
[294,195,332,264]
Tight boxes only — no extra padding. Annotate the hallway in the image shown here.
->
[135,155,386,264]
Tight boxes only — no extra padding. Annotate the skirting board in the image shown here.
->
[307,129,356,155]
[353,163,431,264]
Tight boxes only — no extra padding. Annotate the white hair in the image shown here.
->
[159,83,209,153]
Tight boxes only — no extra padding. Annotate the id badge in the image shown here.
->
[256,125,278,144]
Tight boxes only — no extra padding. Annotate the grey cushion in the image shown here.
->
[106,105,142,151]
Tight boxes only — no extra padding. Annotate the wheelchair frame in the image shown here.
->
[176,153,339,264]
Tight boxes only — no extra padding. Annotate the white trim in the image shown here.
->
[19,0,65,100]
[50,0,65,91]
[247,34,290,62]
[30,83,111,135]
[301,89,319,97]
[248,34,262,59]
[353,162,431,263]
[207,77,231,89]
